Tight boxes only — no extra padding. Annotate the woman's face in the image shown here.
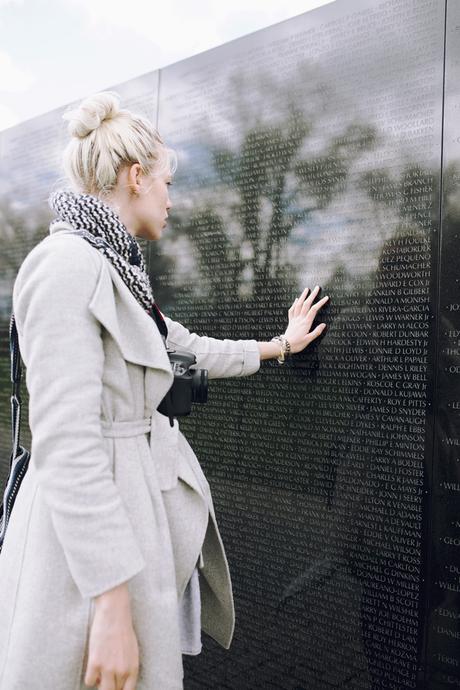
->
[116,162,173,241]
[133,168,173,241]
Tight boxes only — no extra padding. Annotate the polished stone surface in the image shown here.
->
[0,1,458,688]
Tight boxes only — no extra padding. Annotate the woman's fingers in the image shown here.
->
[99,672,116,690]
[116,672,131,690]
[300,288,326,316]
[122,675,138,690]
[291,287,325,317]
[293,287,311,316]
[84,664,130,690]
[304,297,329,333]
[305,322,327,343]
[309,294,330,315]
[288,297,298,317]
[283,285,330,354]
[84,665,100,688]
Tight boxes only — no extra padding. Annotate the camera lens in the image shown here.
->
[191,368,208,403]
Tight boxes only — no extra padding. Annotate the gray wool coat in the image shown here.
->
[0,223,261,690]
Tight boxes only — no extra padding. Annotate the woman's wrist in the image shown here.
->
[93,582,131,612]
[257,341,282,361]
[257,336,291,362]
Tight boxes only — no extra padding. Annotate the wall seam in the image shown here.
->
[420,1,449,687]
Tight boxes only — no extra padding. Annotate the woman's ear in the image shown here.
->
[127,162,142,195]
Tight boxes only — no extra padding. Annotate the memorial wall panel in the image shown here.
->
[154,1,450,688]
[0,1,458,688]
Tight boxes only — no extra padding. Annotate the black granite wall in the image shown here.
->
[0,1,458,688]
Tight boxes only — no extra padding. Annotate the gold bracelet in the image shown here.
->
[280,335,291,358]
[270,336,283,363]
[270,335,290,365]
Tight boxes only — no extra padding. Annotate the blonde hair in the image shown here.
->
[61,91,177,197]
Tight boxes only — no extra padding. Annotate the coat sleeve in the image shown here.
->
[163,315,261,379]
[12,235,146,599]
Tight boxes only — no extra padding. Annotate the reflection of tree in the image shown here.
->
[179,138,456,686]
[296,123,377,209]
[175,72,451,686]
[361,164,441,231]
[0,200,49,275]
[269,161,460,687]
[267,219,434,689]
[162,105,378,347]
[214,117,313,290]
[145,237,179,307]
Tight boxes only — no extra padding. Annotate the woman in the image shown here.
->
[0,92,329,690]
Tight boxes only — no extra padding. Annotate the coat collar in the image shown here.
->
[49,222,173,396]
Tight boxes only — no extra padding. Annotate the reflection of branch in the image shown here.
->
[183,83,383,303]
[263,174,284,281]
[360,164,443,233]
[278,556,340,607]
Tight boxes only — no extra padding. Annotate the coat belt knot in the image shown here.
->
[101,414,180,491]
[101,417,152,438]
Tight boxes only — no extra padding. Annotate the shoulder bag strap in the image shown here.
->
[9,313,23,464]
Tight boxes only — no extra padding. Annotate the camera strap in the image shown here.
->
[9,314,23,456]
[150,303,175,426]
[150,303,168,339]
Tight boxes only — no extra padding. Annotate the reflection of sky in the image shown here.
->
[0,104,74,211]
[0,0,452,293]
[0,71,159,213]
[445,8,460,180]
[289,205,395,291]
[172,142,217,186]
[159,0,445,157]
[156,0,446,294]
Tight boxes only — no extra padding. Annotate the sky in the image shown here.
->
[0,0,335,132]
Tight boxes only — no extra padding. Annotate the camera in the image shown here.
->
[157,348,208,426]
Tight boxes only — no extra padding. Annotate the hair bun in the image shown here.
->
[63,91,121,139]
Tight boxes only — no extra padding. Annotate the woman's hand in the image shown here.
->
[284,286,329,354]
[84,582,139,690]
[257,286,329,361]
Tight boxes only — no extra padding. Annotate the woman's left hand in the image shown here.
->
[284,286,330,354]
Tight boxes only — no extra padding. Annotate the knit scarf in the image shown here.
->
[48,190,156,314]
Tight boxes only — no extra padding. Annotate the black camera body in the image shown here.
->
[157,348,208,426]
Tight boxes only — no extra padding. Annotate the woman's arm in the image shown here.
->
[13,235,145,599]
[163,286,329,375]
[163,316,261,379]
[84,582,139,690]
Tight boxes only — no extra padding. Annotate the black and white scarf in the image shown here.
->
[48,190,155,313]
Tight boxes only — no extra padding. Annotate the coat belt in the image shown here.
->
[101,417,152,438]
[101,414,180,491]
